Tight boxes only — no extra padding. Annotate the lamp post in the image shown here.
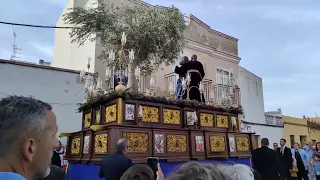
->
[107,32,136,93]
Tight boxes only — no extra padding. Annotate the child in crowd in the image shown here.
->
[312,152,320,180]
[291,157,298,180]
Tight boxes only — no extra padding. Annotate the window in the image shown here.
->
[216,69,229,85]
[265,115,274,125]
[216,69,229,100]
[290,135,295,148]
[275,117,283,126]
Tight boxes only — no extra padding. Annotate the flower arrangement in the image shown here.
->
[77,90,243,114]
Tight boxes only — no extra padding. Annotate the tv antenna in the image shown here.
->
[10,32,22,60]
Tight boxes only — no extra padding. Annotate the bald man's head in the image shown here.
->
[308,140,314,147]
[116,138,129,154]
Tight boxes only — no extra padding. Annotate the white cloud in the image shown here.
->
[28,41,54,57]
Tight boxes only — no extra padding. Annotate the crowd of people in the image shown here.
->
[252,137,320,180]
[1,96,320,180]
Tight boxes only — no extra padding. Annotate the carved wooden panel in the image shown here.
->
[209,136,226,152]
[236,137,249,152]
[71,137,81,155]
[200,113,214,127]
[94,133,108,154]
[163,109,180,124]
[216,115,229,128]
[141,106,159,123]
[84,112,91,128]
[105,104,117,123]
[167,134,187,153]
[123,132,149,153]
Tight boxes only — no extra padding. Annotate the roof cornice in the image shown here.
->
[184,39,240,64]
[189,15,238,43]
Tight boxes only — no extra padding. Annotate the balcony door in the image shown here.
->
[216,68,230,101]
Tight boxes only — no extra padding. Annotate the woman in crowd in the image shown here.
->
[316,142,320,152]
[292,143,309,180]
[120,164,155,180]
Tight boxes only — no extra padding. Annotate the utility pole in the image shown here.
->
[10,32,22,60]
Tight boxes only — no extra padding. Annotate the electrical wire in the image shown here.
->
[0,21,73,29]
[0,15,189,29]
[0,91,81,105]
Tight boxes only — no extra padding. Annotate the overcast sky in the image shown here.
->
[1,0,320,117]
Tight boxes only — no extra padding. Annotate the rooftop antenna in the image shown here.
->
[10,32,22,60]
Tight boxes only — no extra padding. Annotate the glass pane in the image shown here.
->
[223,70,229,85]
[216,69,223,84]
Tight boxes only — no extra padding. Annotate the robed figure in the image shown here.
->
[174,54,205,102]
[175,56,189,99]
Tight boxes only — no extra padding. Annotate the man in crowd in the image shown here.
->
[252,138,280,179]
[273,143,279,151]
[0,96,59,180]
[99,139,133,180]
[277,138,292,180]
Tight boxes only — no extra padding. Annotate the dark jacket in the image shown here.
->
[40,165,66,180]
[51,150,62,167]
[174,60,205,102]
[252,146,280,180]
[99,151,133,180]
[277,146,292,180]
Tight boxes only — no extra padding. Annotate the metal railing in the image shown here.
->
[164,72,241,106]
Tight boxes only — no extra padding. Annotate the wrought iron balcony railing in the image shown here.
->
[164,72,241,107]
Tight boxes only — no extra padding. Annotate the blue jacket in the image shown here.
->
[292,148,308,170]
[99,151,133,180]
[304,146,314,163]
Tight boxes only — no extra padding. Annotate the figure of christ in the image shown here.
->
[174,54,205,102]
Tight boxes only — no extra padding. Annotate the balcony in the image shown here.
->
[164,72,241,106]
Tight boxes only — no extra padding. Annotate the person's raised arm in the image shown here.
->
[174,66,180,74]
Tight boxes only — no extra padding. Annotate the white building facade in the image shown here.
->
[0,59,85,145]
[239,66,283,148]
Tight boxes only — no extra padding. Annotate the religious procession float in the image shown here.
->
[59,2,254,178]
[61,34,253,166]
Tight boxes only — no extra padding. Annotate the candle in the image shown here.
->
[135,66,140,78]
[150,77,155,88]
[169,81,174,92]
